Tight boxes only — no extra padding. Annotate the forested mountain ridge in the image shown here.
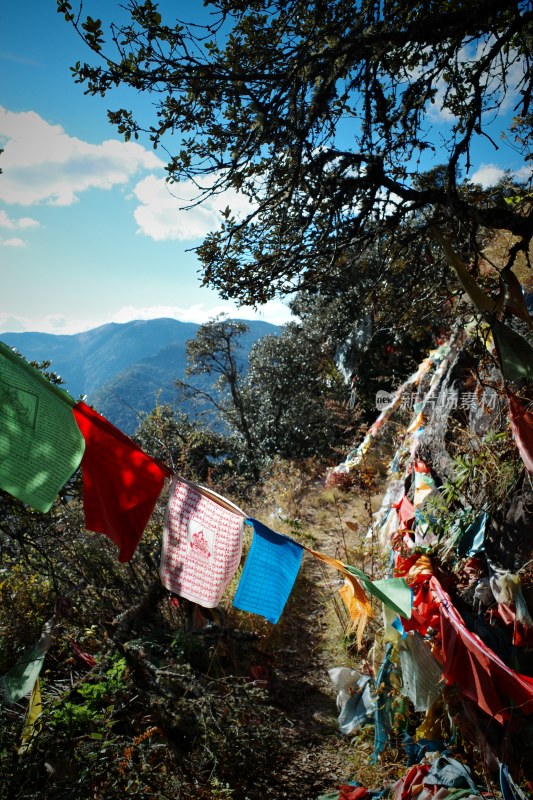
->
[1,318,280,433]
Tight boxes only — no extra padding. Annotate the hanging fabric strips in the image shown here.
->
[1,617,54,704]
[0,342,85,512]
[306,549,374,642]
[339,575,373,648]
[232,518,303,624]
[72,401,172,562]
[160,476,245,608]
[431,577,533,723]
[506,390,533,473]
[413,460,435,507]
[19,678,42,752]
[344,566,413,620]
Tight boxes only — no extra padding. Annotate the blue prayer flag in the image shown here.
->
[233,518,303,624]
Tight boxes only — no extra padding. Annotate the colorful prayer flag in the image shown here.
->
[507,390,533,473]
[1,618,54,704]
[339,575,373,647]
[0,342,85,512]
[73,401,172,562]
[19,678,42,752]
[160,476,245,608]
[233,518,303,624]
[345,566,413,619]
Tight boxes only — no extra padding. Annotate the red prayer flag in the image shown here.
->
[73,402,172,562]
[507,390,533,472]
[393,495,416,532]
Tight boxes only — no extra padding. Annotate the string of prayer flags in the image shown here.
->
[1,618,54,704]
[345,565,413,619]
[506,390,533,473]
[160,476,245,608]
[0,342,85,512]
[72,401,172,562]
[233,518,303,624]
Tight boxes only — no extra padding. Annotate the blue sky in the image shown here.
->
[0,1,294,334]
[1,2,530,335]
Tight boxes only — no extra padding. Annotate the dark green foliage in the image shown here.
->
[244,323,347,459]
[133,401,231,481]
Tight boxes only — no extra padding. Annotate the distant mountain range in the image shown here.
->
[1,318,280,434]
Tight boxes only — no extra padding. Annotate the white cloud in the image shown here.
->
[469,163,532,188]
[0,314,32,332]
[110,300,294,326]
[0,209,40,229]
[515,165,533,183]
[132,174,255,241]
[0,106,164,206]
[0,301,294,335]
[0,236,25,247]
[470,164,506,188]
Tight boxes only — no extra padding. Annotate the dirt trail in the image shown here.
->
[249,487,380,799]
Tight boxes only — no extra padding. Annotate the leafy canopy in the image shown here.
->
[59,0,533,302]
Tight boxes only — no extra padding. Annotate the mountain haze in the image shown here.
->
[1,318,281,433]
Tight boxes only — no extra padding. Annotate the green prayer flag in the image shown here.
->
[433,228,496,314]
[1,619,53,704]
[345,566,412,619]
[0,342,85,512]
[491,321,533,384]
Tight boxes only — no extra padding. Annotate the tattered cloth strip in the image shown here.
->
[345,565,413,620]
[232,518,303,624]
[393,495,416,535]
[414,461,436,507]
[432,228,495,314]
[492,320,533,384]
[407,555,433,585]
[431,577,533,723]
[306,549,374,641]
[372,643,396,761]
[160,476,245,608]
[457,513,489,558]
[1,618,54,704]
[378,507,399,550]
[337,674,376,735]
[506,390,533,473]
[339,575,373,648]
[0,341,85,512]
[424,755,479,793]
[318,787,368,800]
[19,677,42,752]
[309,545,410,626]
[392,763,431,800]
[73,401,172,562]
[499,761,529,800]
[398,631,443,712]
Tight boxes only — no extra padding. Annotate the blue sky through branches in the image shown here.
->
[1,2,529,334]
